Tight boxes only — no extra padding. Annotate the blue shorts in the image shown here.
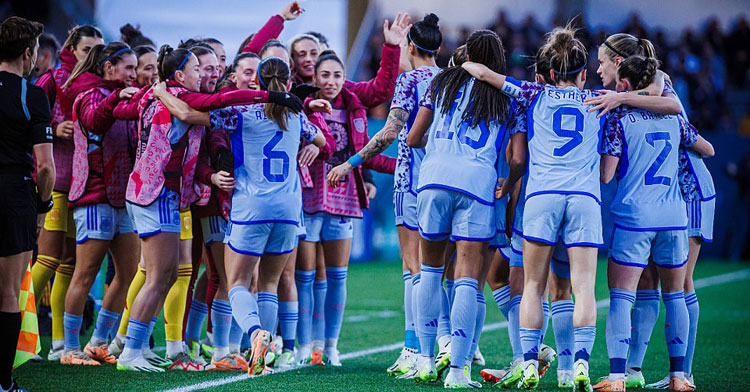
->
[296,209,307,240]
[550,242,570,279]
[302,212,353,243]
[489,230,508,249]
[73,204,135,243]
[225,221,297,256]
[609,226,689,268]
[417,188,494,242]
[498,233,524,268]
[523,194,602,247]
[201,215,227,245]
[394,191,418,231]
[687,198,714,242]
[127,188,181,237]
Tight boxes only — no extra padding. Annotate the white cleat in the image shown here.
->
[388,347,417,376]
[295,345,312,366]
[472,346,485,366]
[558,369,574,388]
[645,376,670,389]
[324,347,341,366]
[436,335,452,375]
[47,345,64,361]
[444,367,481,389]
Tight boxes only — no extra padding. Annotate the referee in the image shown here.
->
[0,16,54,392]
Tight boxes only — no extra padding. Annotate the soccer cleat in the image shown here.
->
[396,366,418,380]
[444,368,481,389]
[211,354,247,372]
[47,345,64,361]
[107,337,124,358]
[308,349,326,365]
[436,336,452,376]
[668,377,695,391]
[60,349,100,366]
[472,346,486,366]
[497,360,524,388]
[84,342,116,364]
[520,361,539,389]
[558,369,574,388]
[592,377,625,391]
[168,351,214,371]
[480,367,510,384]
[325,347,342,366]
[625,368,646,389]
[388,347,417,376]
[142,347,173,369]
[645,376,670,389]
[247,329,272,375]
[201,343,215,360]
[414,356,438,384]
[464,365,482,388]
[276,351,296,370]
[573,360,593,392]
[116,355,165,372]
[538,344,557,378]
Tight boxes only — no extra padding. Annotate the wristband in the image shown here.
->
[347,154,364,168]
[36,193,53,214]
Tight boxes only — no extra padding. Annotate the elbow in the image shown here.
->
[406,137,419,148]
[509,155,526,173]
[383,131,397,146]
[37,162,55,182]
[667,102,682,115]
[600,171,614,184]
[703,144,715,158]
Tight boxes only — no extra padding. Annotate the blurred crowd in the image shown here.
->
[362,11,750,134]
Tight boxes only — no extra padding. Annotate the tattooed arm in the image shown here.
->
[326,107,408,187]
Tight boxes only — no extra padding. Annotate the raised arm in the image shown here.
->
[242,2,303,54]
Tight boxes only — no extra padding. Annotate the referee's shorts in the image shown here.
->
[0,174,38,257]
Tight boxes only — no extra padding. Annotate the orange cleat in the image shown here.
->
[309,350,325,366]
[593,377,626,391]
[669,377,696,391]
[247,329,272,375]
[84,343,117,364]
[60,350,101,366]
[211,354,246,371]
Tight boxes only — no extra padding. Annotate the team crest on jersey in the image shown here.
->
[353,118,365,134]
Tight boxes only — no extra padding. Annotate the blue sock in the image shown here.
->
[257,292,279,332]
[492,285,511,320]
[211,299,232,350]
[411,274,422,350]
[467,290,486,365]
[663,291,688,377]
[574,326,596,363]
[445,279,455,309]
[508,295,523,361]
[229,318,244,349]
[437,278,451,339]
[417,264,444,357]
[92,308,120,342]
[295,270,315,346]
[63,313,83,350]
[147,317,157,347]
[124,318,149,351]
[312,279,327,343]
[228,286,260,337]
[324,267,347,341]
[186,299,209,341]
[626,289,660,370]
[449,277,478,368]
[520,328,541,362]
[540,300,550,343]
[684,291,699,376]
[551,300,575,371]
[279,301,298,351]
[606,289,636,376]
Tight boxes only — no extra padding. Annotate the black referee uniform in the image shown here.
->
[0,70,52,256]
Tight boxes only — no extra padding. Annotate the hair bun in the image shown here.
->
[319,49,338,58]
[423,13,439,28]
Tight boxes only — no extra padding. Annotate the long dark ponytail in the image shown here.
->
[258,56,292,130]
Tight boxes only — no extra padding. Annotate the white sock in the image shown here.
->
[311,340,324,351]
[325,338,338,350]
[120,347,140,361]
[51,339,64,349]
[229,344,240,354]
[166,340,183,358]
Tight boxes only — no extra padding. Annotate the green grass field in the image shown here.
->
[14,259,750,392]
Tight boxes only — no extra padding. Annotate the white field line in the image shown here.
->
[158,268,750,392]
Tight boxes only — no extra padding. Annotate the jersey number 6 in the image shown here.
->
[263,131,290,182]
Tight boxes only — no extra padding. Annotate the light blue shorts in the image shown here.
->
[550,242,570,279]
[687,198,714,242]
[609,226,689,268]
[201,215,227,245]
[417,188,494,242]
[225,221,297,256]
[296,209,307,240]
[523,194,602,246]
[302,212,353,243]
[126,188,181,238]
[489,230,509,249]
[73,204,135,243]
[498,232,523,268]
[394,191,419,231]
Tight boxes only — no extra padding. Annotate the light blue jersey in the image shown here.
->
[602,107,697,230]
[392,66,441,194]
[418,78,509,205]
[502,78,604,203]
[210,104,318,224]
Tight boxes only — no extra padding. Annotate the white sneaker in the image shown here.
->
[472,346,485,366]
[645,376,670,389]
[388,347,417,376]
[558,369,574,388]
[324,347,341,366]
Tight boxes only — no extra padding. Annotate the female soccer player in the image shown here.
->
[593,55,713,392]
[31,25,103,361]
[294,14,407,366]
[326,13,443,377]
[133,46,157,87]
[57,42,140,366]
[207,56,326,375]
[405,29,513,388]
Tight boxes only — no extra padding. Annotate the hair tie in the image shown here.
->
[552,61,587,76]
[257,56,290,90]
[408,30,438,54]
[168,52,192,80]
[100,48,131,66]
[603,40,628,59]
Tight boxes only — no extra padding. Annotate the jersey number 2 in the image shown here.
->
[644,131,672,186]
[263,131,289,182]
[552,107,584,156]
